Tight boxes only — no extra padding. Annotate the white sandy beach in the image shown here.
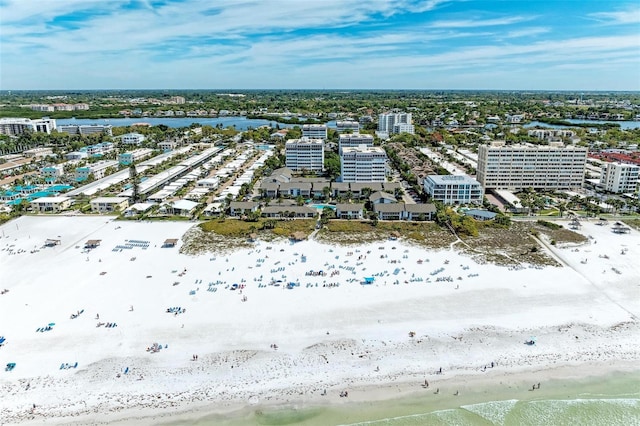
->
[0,215,638,425]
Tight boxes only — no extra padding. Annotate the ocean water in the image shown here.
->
[161,372,640,426]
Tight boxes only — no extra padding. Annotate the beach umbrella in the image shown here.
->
[49,323,56,327]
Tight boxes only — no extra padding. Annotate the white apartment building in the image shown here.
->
[157,141,176,151]
[601,162,640,193]
[285,138,325,173]
[423,175,483,205]
[30,196,72,213]
[58,124,113,136]
[119,148,153,165]
[121,132,146,145]
[336,121,360,133]
[527,129,576,140]
[0,118,57,136]
[338,133,374,152]
[41,165,64,181]
[31,104,55,112]
[65,151,88,160]
[82,142,114,156]
[340,146,388,182]
[23,147,53,158]
[90,197,130,213]
[302,124,328,140]
[476,141,588,190]
[75,160,119,181]
[378,112,414,135]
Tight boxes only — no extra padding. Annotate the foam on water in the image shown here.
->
[339,398,640,426]
[340,408,493,426]
[461,399,519,425]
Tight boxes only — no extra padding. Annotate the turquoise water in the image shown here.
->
[56,117,295,130]
[160,371,640,426]
[309,204,336,210]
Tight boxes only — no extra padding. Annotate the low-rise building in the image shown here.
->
[157,141,176,152]
[75,160,119,181]
[41,165,64,181]
[121,133,146,145]
[423,175,483,205]
[119,148,153,165]
[58,124,113,136]
[30,196,72,213]
[90,197,129,213]
[335,203,364,219]
[261,205,317,218]
[229,201,259,217]
[23,147,54,158]
[463,209,498,221]
[65,151,89,161]
[373,203,436,220]
[369,191,396,204]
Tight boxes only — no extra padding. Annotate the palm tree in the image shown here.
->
[322,186,331,202]
[557,202,568,218]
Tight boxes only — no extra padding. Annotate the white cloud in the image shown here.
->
[430,16,532,28]
[505,27,550,38]
[589,7,640,25]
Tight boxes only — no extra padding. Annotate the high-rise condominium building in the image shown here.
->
[377,112,414,135]
[476,141,587,190]
[0,118,57,135]
[340,146,388,182]
[601,162,639,193]
[336,121,360,133]
[338,133,374,152]
[302,124,328,140]
[285,138,324,173]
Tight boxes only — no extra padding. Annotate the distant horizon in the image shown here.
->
[3,88,640,94]
[1,1,639,91]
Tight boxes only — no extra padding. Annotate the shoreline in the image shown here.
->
[1,216,638,425]
[43,361,640,426]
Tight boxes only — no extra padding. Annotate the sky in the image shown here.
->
[1,0,639,91]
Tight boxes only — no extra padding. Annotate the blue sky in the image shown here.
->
[1,0,639,90]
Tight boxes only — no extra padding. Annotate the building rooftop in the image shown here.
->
[426,175,481,185]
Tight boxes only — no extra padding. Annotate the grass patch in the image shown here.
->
[536,219,562,230]
[200,219,261,236]
[318,220,455,248]
[622,219,640,231]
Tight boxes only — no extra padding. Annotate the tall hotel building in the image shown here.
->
[476,141,588,190]
[340,146,388,182]
[285,138,324,173]
[377,112,414,135]
[338,133,374,151]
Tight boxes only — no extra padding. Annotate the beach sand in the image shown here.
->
[0,215,638,425]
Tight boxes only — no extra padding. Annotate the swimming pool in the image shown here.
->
[309,204,336,210]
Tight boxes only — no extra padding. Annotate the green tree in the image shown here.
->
[324,151,341,181]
